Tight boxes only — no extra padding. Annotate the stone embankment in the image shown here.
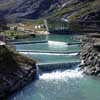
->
[80,34,100,76]
[0,45,37,99]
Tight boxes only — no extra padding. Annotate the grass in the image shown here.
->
[46,0,100,32]
[0,30,36,39]
[68,0,100,21]
[0,45,36,68]
[49,0,100,22]
[22,19,47,31]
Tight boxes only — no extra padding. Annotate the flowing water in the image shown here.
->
[9,35,100,100]
[15,35,80,64]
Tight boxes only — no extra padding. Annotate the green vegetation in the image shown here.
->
[0,30,36,39]
[47,19,68,31]
[23,19,44,26]
[49,2,77,19]
[0,45,36,99]
[49,0,100,22]
[0,45,36,71]
[68,0,100,21]
[47,0,100,32]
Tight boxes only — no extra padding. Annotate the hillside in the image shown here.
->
[0,0,63,19]
[0,45,36,99]
[50,0,100,21]
[0,0,99,20]
[0,0,100,32]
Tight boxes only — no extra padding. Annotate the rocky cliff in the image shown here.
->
[80,34,100,76]
[0,45,36,99]
[0,0,66,19]
[1,0,99,20]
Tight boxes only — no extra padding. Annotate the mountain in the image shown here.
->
[0,0,100,25]
[0,0,64,19]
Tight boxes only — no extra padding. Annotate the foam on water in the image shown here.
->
[39,68,83,80]
[48,41,67,47]
[19,52,78,56]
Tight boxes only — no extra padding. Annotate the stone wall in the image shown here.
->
[80,35,100,76]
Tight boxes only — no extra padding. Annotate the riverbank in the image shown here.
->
[0,30,49,40]
[0,45,37,99]
[80,33,100,77]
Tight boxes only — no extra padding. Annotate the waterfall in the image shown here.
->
[36,64,40,79]
[48,41,67,47]
[46,35,48,41]
[39,67,83,80]
[37,61,80,73]
[20,51,78,56]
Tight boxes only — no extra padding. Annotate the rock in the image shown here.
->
[80,35,100,77]
[0,45,37,99]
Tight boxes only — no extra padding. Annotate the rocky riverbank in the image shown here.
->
[80,34,100,77]
[0,45,37,99]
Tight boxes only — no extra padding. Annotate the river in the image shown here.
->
[9,34,100,100]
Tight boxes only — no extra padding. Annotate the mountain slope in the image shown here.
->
[49,0,100,21]
[0,0,64,19]
[0,0,100,26]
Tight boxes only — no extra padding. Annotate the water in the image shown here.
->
[9,34,100,100]
[9,70,100,100]
[15,35,80,63]
[20,52,79,63]
[15,35,80,53]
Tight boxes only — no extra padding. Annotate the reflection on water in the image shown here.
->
[16,42,80,52]
[15,35,80,64]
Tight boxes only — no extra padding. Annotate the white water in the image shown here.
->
[39,68,83,80]
[9,35,100,100]
[48,41,67,47]
[19,52,78,56]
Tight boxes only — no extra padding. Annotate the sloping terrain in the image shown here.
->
[0,0,64,19]
[0,0,100,21]
[0,0,100,32]
[49,0,100,21]
[0,45,36,99]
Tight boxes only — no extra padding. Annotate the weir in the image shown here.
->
[12,41,80,45]
[37,61,80,73]
[19,51,79,55]
[10,40,48,45]
[8,34,84,100]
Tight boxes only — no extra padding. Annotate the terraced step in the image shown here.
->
[37,61,80,72]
